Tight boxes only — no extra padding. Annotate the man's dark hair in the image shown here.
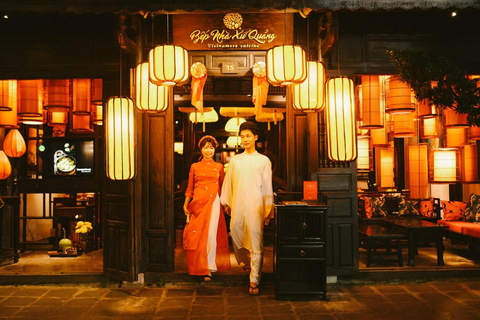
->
[239,121,259,136]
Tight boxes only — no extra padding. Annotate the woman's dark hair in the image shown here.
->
[198,136,218,149]
[239,121,259,136]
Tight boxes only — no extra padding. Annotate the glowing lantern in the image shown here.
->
[44,79,70,109]
[392,112,416,137]
[3,129,26,158]
[225,117,246,133]
[445,127,466,148]
[292,61,326,112]
[189,109,218,123]
[226,136,242,147]
[430,148,460,183]
[70,114,93,133]
[19,110,46,125]
[359,75,383,128]
[406,144,429,199]
[370,112,390,147]
[470,125,480,140]
[174,142,184,155]
[417,99,437,118]
[72,79,92,115]
[0,94,18,128]
[463,144,478,183]
[357,136,370,170]
[256,111,284,130]
[0,151,11,180]
[135,62,168,112]
[17,80,43,117]
[326,77,356,162]
[91,79,103,106]
[106,97,136,180]
[93,104,103,125]
[375,147,395,188]
[47,108,68,126]
[385,76,416,114]
[420,117,439,139]
[0,80,17,111]
[149,45,189,86]
[444,107,468,127]
[266,45,307,86]
[219,107,255,118]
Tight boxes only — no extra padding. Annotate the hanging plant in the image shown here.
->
[387,48,480,126]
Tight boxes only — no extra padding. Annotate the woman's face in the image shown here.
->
[201,142,215,161]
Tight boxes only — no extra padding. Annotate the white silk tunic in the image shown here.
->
[221,151,274,255]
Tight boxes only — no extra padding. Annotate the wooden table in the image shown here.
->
[385,219,448,267]
[358,224,404,267]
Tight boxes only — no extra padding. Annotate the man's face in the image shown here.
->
[240,129,257,150]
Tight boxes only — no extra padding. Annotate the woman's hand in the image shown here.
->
[183,205,190,217]
[223,205,231,216]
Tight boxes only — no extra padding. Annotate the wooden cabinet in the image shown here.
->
[274,203,327,300]
[0,196,20,266]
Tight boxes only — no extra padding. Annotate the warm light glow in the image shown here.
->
[446,127,466,147]
[73,79,92,115]
[421,117,439,139]
[106,97,136,180]
[255,111,284,130]
[443,107,468,127]
[3,129,26,158]
[0,91,18,128]
[91,79,103,105]
[385,76,416,114]
[463,144,478,182]
[149,45,189,86]
[44,79,70,109]
[392,112,416,137]
[135,62,168,112]
[19,110,46,125]
[292,61,326,112]
[224,117,246,133]
[174,142,184,155]
[266,45,307,86]
[375,147,395,188]
[417,99,437,118]
[0,151,12,180]
[0,80,17,111]
[189,109,218,123]
[70,114,93,133]
[47,108,68,126]
[359,75,383,128]
[407,144,429,199]
[93,104,103,125]
[470,125,480,140]
[17,80,43,117]
[357,136,370,170]
[326,77,357,162]
[430,148,459,183]
[370,112,390,147]
[219,107,255,117]
[226,136,242,147]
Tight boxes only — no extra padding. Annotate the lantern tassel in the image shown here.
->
[191,75,207,114]
[252,76,269,116]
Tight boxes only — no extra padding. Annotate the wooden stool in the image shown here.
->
[358,224,405,267]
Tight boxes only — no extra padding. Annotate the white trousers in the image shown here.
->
[206,194,220,272]
[232,240,263,285]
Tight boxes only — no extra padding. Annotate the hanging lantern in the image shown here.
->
[443,107,468,127]
[463,144,478,183]
[226,136,242,147]
[266,45,307,86]
[72,79,92,115]
[252,61,269,115]
[0,93,19,128]
[70,114,93,133]
[174,142,184,155]
[406,144,429,199]
[3,129,26,158]
[19,110,47,125]
[225,117,246,133]
[375,147,395,188]
[256,111,284,131]
[470,125,480,140]
[0,80,17,111]
[420,117,439,139]
[219,107,255,118]
[370,113,390,147]
[358,75,383,128]
[445,127,466,148]
[0,151,11,180]
[392,112,416,137]
[44,79,70,109]
[357,136,370,170]
[47,108,68,126]
[188,109,218,123]
[190,62,207,114]
[17,80,43,117]
[292,61,326,112]
[93,104,103,125]
[91,79,103,106]
[326,77,357,162]
[417,99,437,118]
[429,148,460,183]
[135,62,168,112]
[106,97,136,180]
[149,44,189,86]
[385,76,416,114]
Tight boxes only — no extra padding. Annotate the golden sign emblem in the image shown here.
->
[223,13,243,30]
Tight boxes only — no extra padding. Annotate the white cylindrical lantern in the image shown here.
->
[292,61,326,112]
[135,62,168,112]
[430,148,460,183]
[266,45,307,86]
[149,45,189,86]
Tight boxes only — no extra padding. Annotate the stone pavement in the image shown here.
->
[1,279,480,320]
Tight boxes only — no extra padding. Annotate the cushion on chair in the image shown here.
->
[420,198,435,218]
[359,196,387,218]
[398,198,421,216]
[441,200,467,221]
[464,194,480,222]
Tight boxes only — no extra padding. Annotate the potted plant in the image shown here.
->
[75,221,93,253]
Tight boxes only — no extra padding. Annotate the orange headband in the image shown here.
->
[198,135,218,149]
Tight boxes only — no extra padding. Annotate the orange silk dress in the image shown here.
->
[183,159,231,275]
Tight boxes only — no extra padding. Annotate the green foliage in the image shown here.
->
[387,49,480,126]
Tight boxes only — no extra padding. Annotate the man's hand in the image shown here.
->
[223,205,231,216]
[264,217,271,226]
